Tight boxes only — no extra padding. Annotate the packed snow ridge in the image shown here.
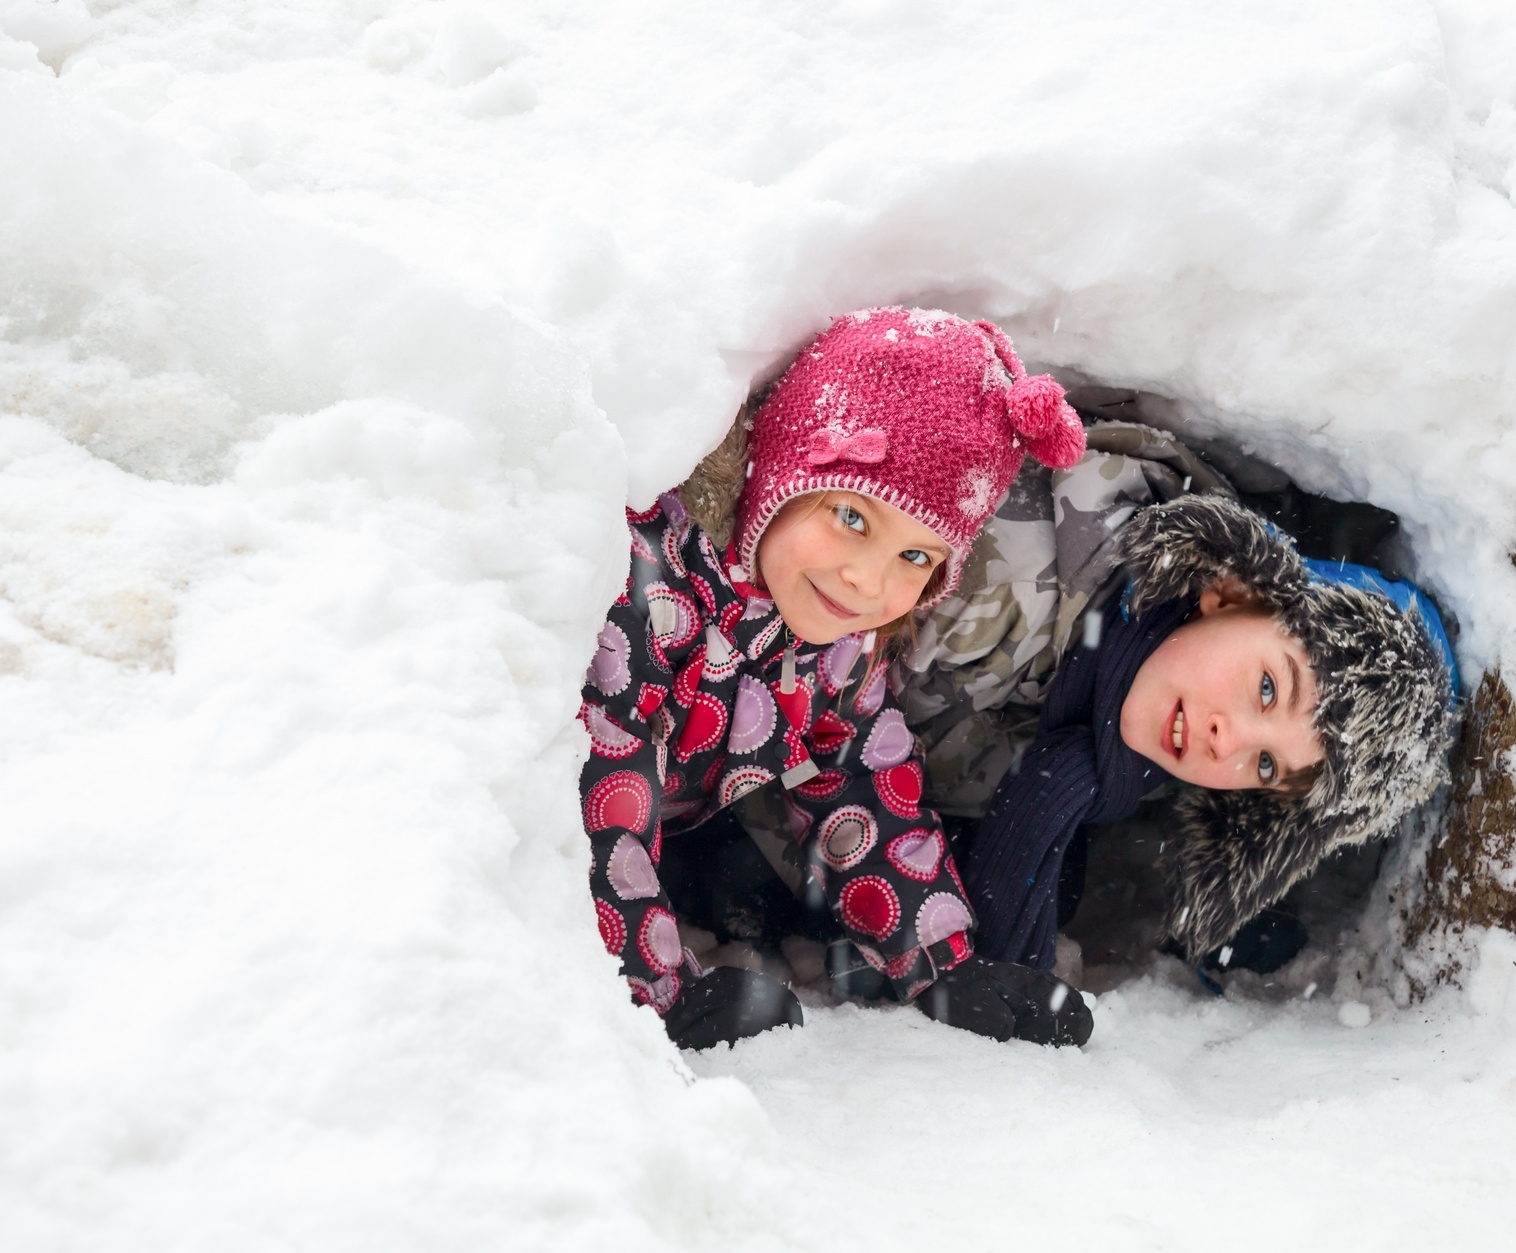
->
[3,2,1516,1250]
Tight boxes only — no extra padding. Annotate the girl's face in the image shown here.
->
[756,492,949,645]
[1120,583,1324,790]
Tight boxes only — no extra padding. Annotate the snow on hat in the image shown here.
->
[733,307,1086,607]
[1119,494,1458,957]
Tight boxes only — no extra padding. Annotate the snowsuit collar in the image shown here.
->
[963,597,1190,967]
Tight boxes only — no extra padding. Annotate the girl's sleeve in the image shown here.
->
[578,517,700,1015]
[784,660,977,1002]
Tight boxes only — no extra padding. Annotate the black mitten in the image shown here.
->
[1160,907,1310,977]
[826,940,896,1003]
[661,966,803,1051]
[916,956,1093,1047]
[1203,907,1308,974]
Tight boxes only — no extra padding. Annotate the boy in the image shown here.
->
[957,491,1456,980]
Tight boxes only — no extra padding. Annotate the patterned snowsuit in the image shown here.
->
[580,492,975,1011]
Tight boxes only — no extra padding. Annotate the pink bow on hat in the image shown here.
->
[805,427,888,466]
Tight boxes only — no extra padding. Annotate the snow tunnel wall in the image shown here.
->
[3,2,1516,1250]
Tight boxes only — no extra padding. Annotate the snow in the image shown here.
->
[693,983,1516,1250]
[1337,1000,1374,1028]
[2,1,1516,1249]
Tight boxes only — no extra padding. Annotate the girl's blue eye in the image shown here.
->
[836,505,866,534]
[1258,750,1276,784]
[901,549,931,568]
[1261,672,1276,708]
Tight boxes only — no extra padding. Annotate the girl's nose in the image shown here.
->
[841,554,887,599]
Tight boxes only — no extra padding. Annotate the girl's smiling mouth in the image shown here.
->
[1167,701,1187,759]
[808,578,861,620]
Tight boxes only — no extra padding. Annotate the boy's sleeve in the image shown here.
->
[961,724,1096,970]
[889,461,1062,817]
[780,651,977,1002]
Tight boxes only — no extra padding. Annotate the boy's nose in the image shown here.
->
[1206,712,1240,760]
[1206,712,1261,774]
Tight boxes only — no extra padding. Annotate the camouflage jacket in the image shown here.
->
[896,422,1232,816]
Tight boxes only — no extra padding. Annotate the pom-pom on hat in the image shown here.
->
[734,307,1086,607]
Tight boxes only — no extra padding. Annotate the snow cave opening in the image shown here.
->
[662,377,1448,1007]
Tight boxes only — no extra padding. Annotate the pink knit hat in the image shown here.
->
[734,307,1086,606]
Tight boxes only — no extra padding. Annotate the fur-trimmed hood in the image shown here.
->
[1121,495,1457,956]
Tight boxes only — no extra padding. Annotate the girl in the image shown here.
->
[579,307,1091,1050]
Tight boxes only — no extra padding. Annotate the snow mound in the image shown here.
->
[3,1,1516,1249]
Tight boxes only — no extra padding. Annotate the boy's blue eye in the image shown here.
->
[1261,672,1276,708]
[1258,750,1276,784]
[901,549,931,568]
[835,505,866,534]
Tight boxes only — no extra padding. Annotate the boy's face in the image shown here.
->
[1120,583,1324,790]
[757,491,949,644]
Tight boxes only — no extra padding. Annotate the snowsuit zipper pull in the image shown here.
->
[780,631,797,695]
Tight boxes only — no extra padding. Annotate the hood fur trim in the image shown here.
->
[1121,495,1456,955]
[679,407,750,550]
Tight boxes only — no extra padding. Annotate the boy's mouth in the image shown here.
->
[1167,701,1187,759]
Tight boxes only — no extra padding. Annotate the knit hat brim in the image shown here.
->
[737,475,969,609]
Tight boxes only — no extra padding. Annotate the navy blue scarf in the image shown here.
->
[963,597,1191,969]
